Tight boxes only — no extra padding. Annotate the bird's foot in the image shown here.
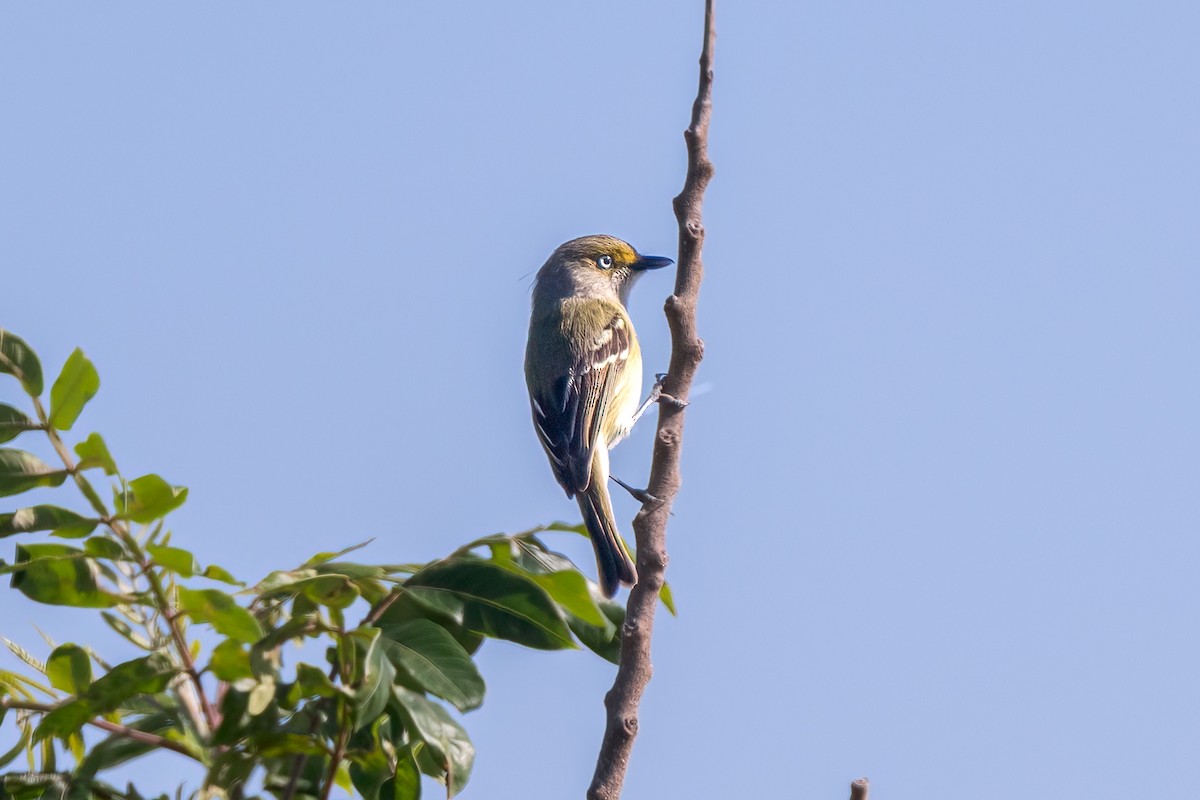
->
[611,475,659,505]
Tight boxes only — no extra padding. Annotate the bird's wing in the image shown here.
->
[530,306,633,496]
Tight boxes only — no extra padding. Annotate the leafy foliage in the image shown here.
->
[0,329,633,800]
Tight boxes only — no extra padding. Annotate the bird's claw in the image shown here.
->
[659,392,688,409]
[611,475,659,505]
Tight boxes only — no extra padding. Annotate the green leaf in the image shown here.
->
[247,678,276,716]
[406,560,575,651]
[0,404,36,444]
[0,724,30,770]
[487,538,611,628]
[177,587,263,643]
[34,653,176,741]
[48,348,99,431]
[379,620,485,712]
[0,329,44,397]
[3,638,47,675]
[251,732,328,758]
[100,612,153,650]
[0,505,97,539]
[146,543,196,577]
[46,644,92,694]
[209,639,254,681]
[116,474,188,523]
[74,433,118,475]
[292,662,341,700]
[298,574,361,609]
[566,595,625,665]
[659,581,677,616]
[392,686,474,796]
[302,539,374,567]
[10,543,117,608]
[315,561,387,580]
[0,449,69,498]
[83,535,126,559]
[391,745,422,800]
[202,563,241,585]
[352,630,395,732]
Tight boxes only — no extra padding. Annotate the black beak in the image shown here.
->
[632,254,674,271]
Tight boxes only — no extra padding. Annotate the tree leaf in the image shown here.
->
[247,678,276,716]
[0,329,44,397]
[298,574,361,609]
[0,404,36,444]
[0,449,69,498]
[201,563,241,585]
[74,433,118,475]
[391,745,423,800]
[391,686,474,796]
[83,536,125,559]
[406,561,575,651]
[10,543,117,608]
[0,506,98,539]
[115,473,188,523]
[352,630,395,732]
[0,724,30,770]
[566,595,625,665]
[146,543,196,577]
[34,653,176,741]
[659,581,677,616]
[209,639,254,682]
[177,587,263,643]
[48,349,100,431]
[302,539,375,567]
[378,620,485,713]
[487,538,611,628]
[46,644,93,694]
[100,612,153,650]
[291,663,341,701]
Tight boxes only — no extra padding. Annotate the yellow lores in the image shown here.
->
[525,235,673,597]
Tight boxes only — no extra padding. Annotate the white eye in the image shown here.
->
[597,255,614,269]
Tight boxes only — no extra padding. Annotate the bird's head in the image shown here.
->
[535,234,674,305]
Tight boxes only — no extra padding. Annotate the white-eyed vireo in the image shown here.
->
[525,235,673,597]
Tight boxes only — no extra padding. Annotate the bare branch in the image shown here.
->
[850,778,871,800]
[588,2,715,798]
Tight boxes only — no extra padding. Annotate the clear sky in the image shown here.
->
[3,2,1199,799]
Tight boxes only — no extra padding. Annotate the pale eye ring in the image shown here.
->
[597,255,614,269]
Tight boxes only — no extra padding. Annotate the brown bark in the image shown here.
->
[587,2,715,797]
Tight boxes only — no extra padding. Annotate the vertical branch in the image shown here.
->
[850,778,871,800]
[588,2,715,798]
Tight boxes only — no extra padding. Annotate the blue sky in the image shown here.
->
[3,2,1199,798]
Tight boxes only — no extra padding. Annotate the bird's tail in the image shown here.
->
[577,459,637,598]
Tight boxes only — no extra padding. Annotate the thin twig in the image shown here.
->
[587,2,715,798]
[0,697,200,760]
[31,396,219,736]
[318,700,351,800]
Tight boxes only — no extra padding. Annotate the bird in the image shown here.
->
[525,235,673,597]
